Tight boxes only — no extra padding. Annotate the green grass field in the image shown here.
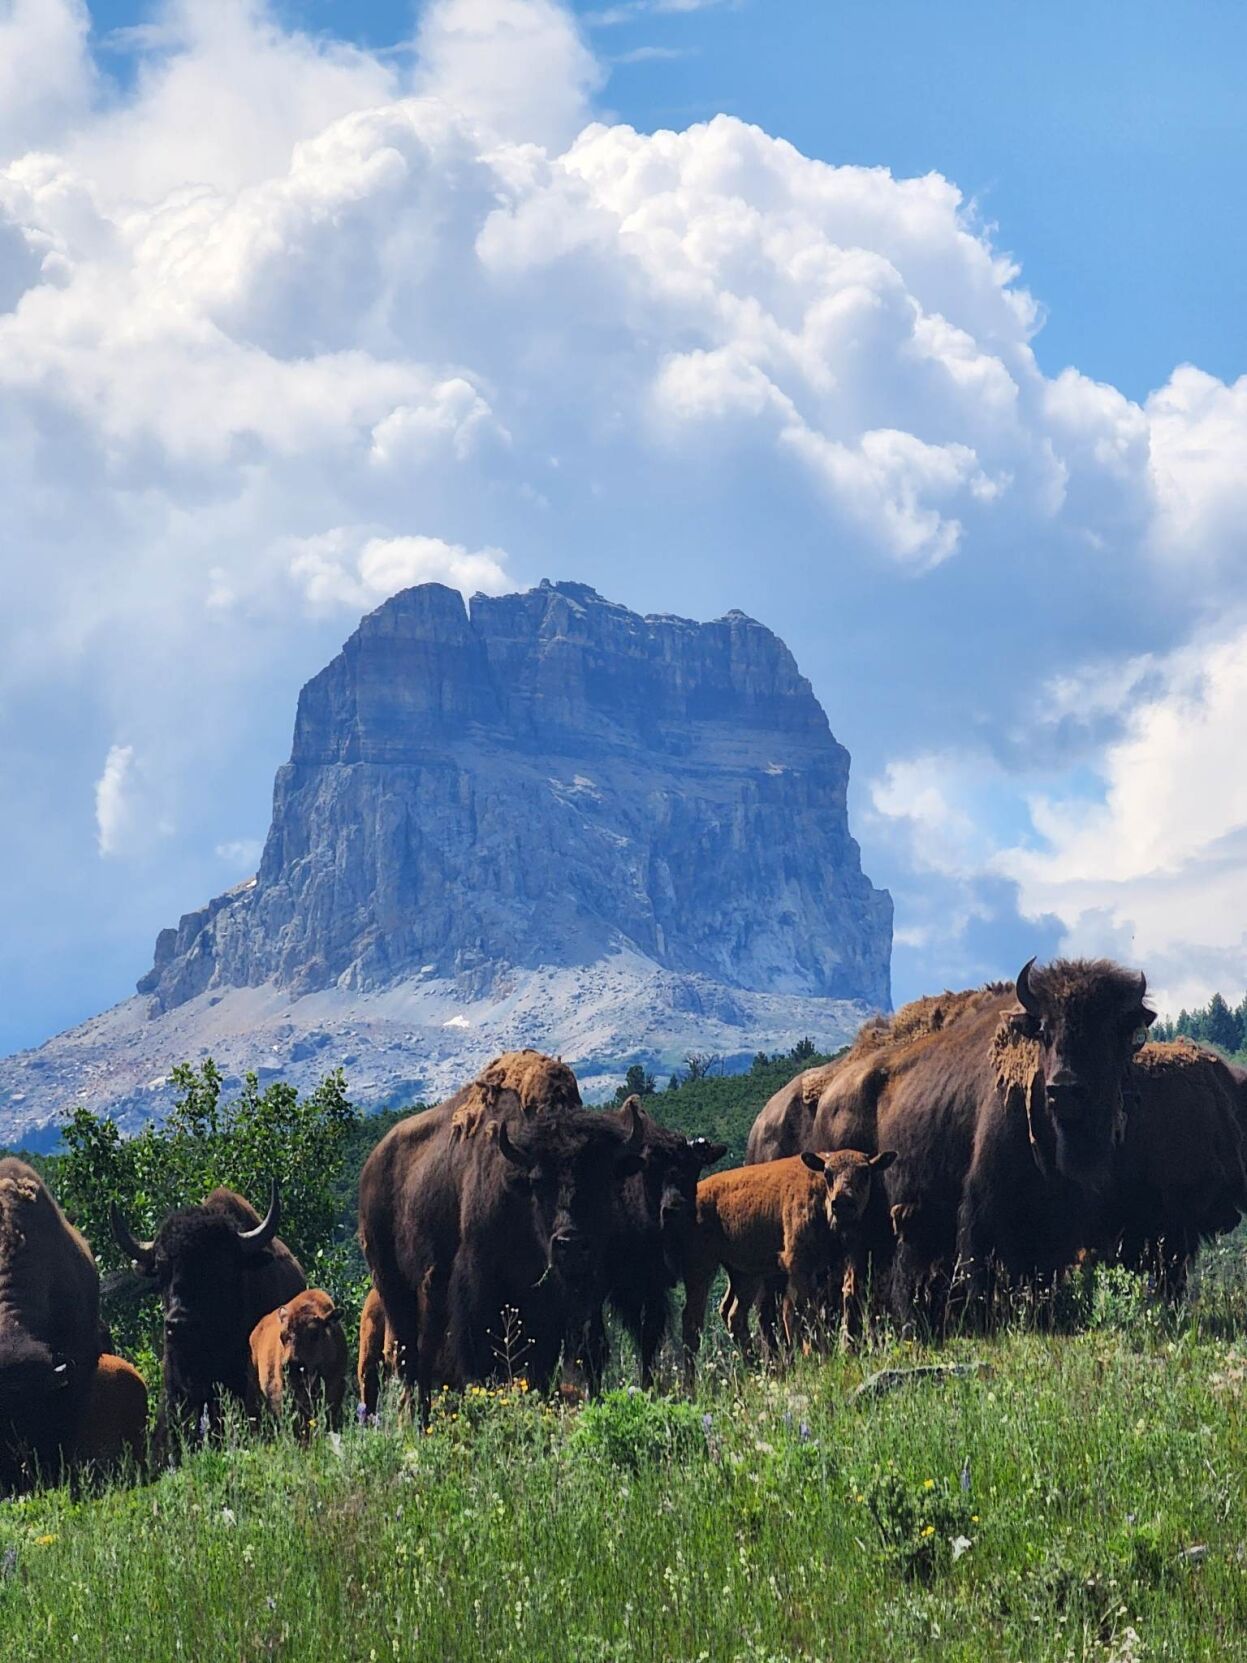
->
[6,1283,1247,1663]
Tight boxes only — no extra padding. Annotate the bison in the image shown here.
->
[809,959,1156,1325]
[74,1354,148,1478]
[681,1149,896,1380]
[584,1100,725,1389]
[1098,1039,1247,1298]
[249,1288,347,1437]
[744,1060,847,1166]
[0,1158,101,1491]
[360,1086,644,1417]
[111,1184,305,1448]
[357,1285,399,1417]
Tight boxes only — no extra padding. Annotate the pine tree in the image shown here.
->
[1204,992,1241,1054]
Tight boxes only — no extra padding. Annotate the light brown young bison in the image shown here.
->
[249,1289,347,1436]
[681,1149,896,1382]
[74,1354,148,1476]
[356,1285,399,1417]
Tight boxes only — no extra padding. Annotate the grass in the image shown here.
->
[6,1293,1247,1662]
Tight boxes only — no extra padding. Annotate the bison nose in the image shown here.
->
[1045,1075,1087,1113]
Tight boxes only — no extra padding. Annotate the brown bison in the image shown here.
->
[360,1072,644,1417]
[111,1184,305,1447]
[0,1158,101,1491]
[744,1060,847,1166]
[810,959,1156,1324]
[357,1285,399,1417]
[74,1354,148,1477]
[682,1150,896,1379]
[1098,1039,1247,1298]
[249,1288,348,1436]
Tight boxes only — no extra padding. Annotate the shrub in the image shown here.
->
[568,1389,708,1473]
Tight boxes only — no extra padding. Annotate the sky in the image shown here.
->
[1,0,1245,1056]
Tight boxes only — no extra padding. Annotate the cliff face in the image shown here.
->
[139,581,892,1012]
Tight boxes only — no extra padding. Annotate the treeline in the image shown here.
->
[1152,992,1247,1061]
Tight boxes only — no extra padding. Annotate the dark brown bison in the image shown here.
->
[810,959,1156,1324]
[0,1158,102,1491]
[357,1285,399,1417]
[360,1086,644,1417]
[681,1149,896,1380]
[585,1100,726,1390]
[74,1354,148,1478]
[111,1185,305,1447]
[1098,1039,1247,1298]
[249,1288,348,1437]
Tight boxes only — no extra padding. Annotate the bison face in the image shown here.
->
[111,1186,281,1375]
[1009,958,1155,1185]
[493,1108,645,1291]
[280,1299,343,1413]
[801,1149,896,1231]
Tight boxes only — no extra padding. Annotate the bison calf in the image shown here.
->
[75,1354,148,1478]
[249,1290,347,1437]
[682,1149,895,1382]
[357,1285,399,1418]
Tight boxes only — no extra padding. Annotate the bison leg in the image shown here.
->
[724,1271,760,1360]
[680,1260,716,1392]
[637,1294,670,1392]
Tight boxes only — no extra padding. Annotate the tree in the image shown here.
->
[612,1064,657,1107]
[751,1052,771,1073]
[790,1036,816,1062]
[666,1074,681,1093]
[1203,992,1241,1054]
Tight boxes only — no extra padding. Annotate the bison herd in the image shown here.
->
[3,954,1247,1491]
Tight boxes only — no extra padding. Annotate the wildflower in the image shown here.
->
[951,1535,972,1561]
[701,1412,713,1433]
[356,1402,369,1425]
[960,1458,971,1493]
[920,1525,935,1539]
[35,1534,56,1548]
[799,1421,811,1442]
[923,1478,935,1491]
[221,1508,236,1527]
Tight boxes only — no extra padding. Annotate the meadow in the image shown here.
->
[6,1276,1247,1663]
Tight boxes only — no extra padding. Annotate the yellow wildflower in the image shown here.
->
[920,1525,935,1539]
[35,1534,57,1547]
[922,1478,935,1490]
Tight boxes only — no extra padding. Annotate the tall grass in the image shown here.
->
[4,1284,1247,1662]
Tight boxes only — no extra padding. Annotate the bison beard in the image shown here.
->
[809,958,1155,1327]
[360,1099,643,1419]
[111,1186,305,1450]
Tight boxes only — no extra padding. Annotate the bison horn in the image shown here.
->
[1015,956,1041,1016]
[494,1120,533,1170]
[236,1180,280,1252]
[622,1096,645,1156]
[109,1202,156,1274]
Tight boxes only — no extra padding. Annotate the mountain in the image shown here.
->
[0,581,890,1142]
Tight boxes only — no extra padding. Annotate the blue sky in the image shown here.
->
[1,0,1245,1056]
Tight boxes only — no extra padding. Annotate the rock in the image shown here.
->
[141,580,891,1011]
[0,581,891,1138]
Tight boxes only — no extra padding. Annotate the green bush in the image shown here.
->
[568,1388,708,1472]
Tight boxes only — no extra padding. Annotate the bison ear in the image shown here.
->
[1007,1009,1042,1040]
[870,1150,898,1172]
[701,1141,728,1168]
[800,1151,825,1174]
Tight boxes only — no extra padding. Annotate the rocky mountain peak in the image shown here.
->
[137,580,891,1016]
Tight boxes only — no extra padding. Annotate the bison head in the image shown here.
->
[1008,958,1155,1184]
[492,1104,645,1290]
[615,1097,726,1239]
[277,1292,343,1416]
[110,1184,281,1371]
[800,1149,896,1231]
